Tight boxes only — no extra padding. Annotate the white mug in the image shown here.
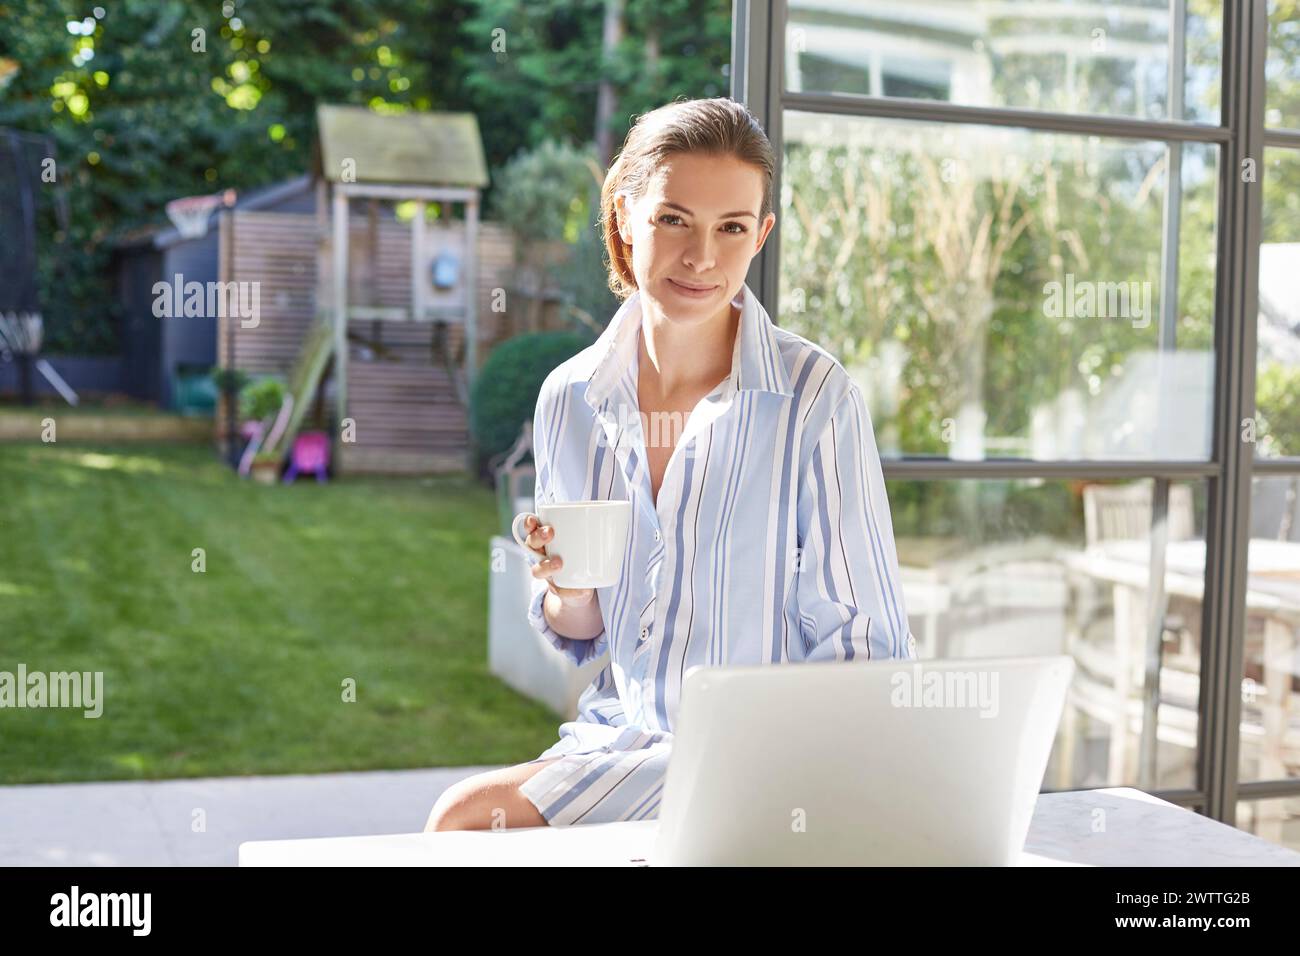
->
[511,500,632,589]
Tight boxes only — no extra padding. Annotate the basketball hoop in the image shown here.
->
[0,310,43,356]
[165,188,236,240]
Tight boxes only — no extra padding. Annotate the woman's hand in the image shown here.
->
[517,513,596,606]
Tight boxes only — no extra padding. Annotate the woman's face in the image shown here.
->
[614,152,776,325]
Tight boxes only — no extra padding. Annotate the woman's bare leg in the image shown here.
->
[424,759,560,832]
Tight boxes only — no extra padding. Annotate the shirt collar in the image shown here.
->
[583,280,793,413]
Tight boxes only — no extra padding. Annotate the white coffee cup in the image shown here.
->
[511,500,632,589]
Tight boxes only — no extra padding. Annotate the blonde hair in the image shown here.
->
[598,97,775,300]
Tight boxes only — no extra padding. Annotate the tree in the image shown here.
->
[0,0,732,355]
[0,0,446,353]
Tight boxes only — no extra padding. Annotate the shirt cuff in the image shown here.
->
[527,572,609,667]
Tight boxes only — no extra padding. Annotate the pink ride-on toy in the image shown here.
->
[283,431,330,484]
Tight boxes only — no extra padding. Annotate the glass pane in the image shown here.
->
[1237,475,1300,782]
[890,477,1205,791]
[1267,0,1300,129]
[1236,796,1300,851]
[786,0,1223,123]
[780,112,1219,460]
[1256,148,1300,458]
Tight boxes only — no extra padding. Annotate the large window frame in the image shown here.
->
[732,0,1299,825]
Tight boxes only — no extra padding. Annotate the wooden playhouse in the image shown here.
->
[216,104,513,474]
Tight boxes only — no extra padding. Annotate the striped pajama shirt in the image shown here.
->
[518,281,917,826]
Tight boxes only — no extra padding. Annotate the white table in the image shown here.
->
[1062,539,1300,820]
[240,787,1300,866]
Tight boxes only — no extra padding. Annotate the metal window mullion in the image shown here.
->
[782,91,1230,144]
[729,0,756,108]
[1263,129,1300,148]
[761,0,786,315]
[880,460,1218,481]
[1238,779,1300,799]
[1252,457,1300,474]
[733,0,785,312]
[1200,0,1267,825]
[1138,0,1191,788]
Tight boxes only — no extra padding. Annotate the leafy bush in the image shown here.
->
[470,330,593,469]
[1257,362,1300,457]
[491,139,600,246]
[240,376,286,423]
[211,367,250,396]
[491,139,620,327]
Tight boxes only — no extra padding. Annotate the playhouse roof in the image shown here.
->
[315,105,488,188]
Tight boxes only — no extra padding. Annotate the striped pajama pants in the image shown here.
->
[519,727,672,826]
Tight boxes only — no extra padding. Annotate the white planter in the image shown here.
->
[488,535,607,719]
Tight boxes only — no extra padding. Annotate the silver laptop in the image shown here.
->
[649,655,1074,866]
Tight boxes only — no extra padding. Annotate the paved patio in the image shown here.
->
[0,765,506,866]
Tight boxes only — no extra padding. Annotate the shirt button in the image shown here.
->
[653,529,661,542]
[640,627,649,642]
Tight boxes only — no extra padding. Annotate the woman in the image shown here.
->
[425,96,915,832]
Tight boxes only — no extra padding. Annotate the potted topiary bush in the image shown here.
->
[240,376,287,484]
[250,449,282,485]
[241,376,286,422]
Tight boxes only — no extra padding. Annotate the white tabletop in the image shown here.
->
[1066,539,1300,613]
[240,787,1300,866]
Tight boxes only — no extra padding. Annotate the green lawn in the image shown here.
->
[0,442,560,784]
